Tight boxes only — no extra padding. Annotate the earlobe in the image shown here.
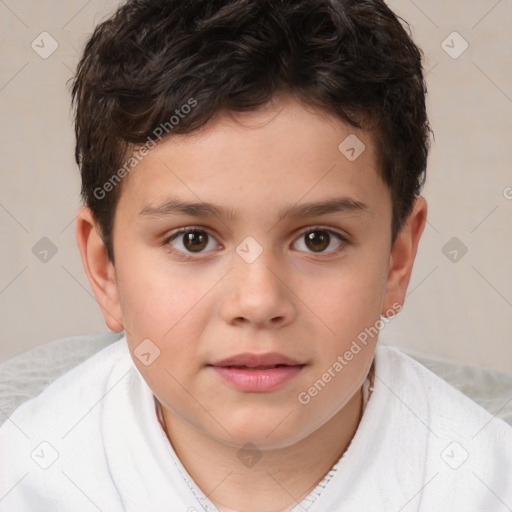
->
[75,206,124,331]
[381,196,427,315]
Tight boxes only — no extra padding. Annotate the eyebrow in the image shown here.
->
[139,196,369,221]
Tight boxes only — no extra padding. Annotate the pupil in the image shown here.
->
[185,231,207,252]
[305,230,329,252]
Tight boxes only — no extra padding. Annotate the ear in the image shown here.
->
[75,206,123,331]
[381,196,427,316]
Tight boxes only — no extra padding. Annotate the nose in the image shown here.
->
[220,248,297,329]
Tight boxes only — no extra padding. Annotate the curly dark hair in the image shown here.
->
[72,0,431,263]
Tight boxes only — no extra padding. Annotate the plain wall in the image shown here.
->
[1,0,511,372]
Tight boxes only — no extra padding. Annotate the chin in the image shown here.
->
[206,412,315,451]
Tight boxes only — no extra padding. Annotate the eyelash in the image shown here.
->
[162,226,348,260]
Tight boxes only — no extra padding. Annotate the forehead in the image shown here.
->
[117,94,388,220]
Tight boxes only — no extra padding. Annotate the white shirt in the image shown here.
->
[0,336,511,511]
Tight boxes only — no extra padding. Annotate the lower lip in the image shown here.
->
[210,365,304,392]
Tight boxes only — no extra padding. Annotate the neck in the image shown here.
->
[159,389,364,512]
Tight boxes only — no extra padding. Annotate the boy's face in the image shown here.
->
[79,94,425,449]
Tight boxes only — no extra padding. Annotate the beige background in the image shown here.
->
[0,0,511,372]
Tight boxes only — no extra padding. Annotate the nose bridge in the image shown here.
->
[233,239,283,298]
[220,238,296,327]
[236,250,277,291]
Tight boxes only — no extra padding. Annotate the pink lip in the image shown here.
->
[208,352,305,392]
[211,352,302,368]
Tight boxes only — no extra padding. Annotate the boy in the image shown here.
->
[1,0,511,510]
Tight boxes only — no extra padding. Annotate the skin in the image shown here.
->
[76,93,426,512]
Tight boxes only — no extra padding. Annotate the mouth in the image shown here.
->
[210,352,304,368]
[208,353,305,392]
[218,364,299,370]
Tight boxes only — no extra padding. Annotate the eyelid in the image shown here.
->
[163,226,222,257]
[294,225,348,240]
[163,225,349,257]
[291,225,348,254]
[166,226,217,240]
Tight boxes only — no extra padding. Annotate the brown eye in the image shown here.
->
[293,228,345,254]
[305,230,330,252]
[183,230,208,252]
[167,228,217,254]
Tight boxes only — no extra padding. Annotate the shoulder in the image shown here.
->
[376,343,512,435]
[4,337,132,431]
[374,343,512,508]
[0,337,135,512]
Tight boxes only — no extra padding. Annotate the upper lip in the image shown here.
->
[209,352,304,368]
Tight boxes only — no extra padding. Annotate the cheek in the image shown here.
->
[299,259,387,341]
[115,255,214,389]
[115,254,215,337]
